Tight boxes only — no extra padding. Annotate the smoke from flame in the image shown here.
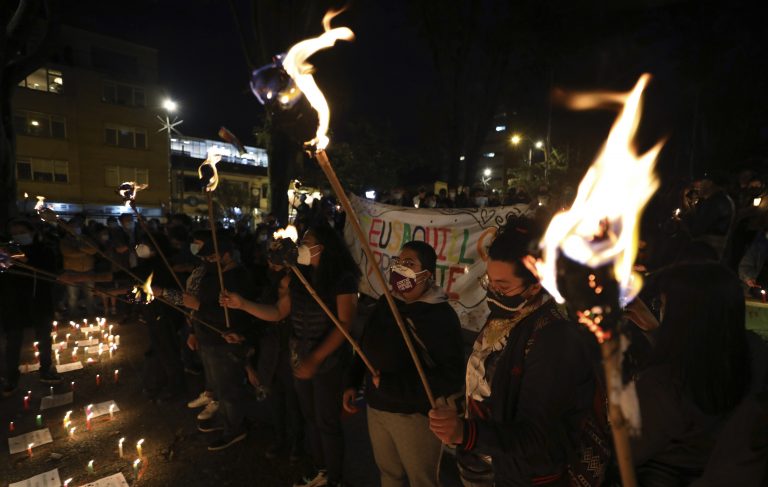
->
[537,74,664,305]
[282,9,354,150]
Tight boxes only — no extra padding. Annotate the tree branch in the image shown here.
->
[5,0,60,84]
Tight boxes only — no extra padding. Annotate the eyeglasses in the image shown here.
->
[478,274,526,296]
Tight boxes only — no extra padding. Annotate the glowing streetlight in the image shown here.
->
[483,168,492,177]
[162,98,177,112]
[535,140,544,149]
[510,134,522,145]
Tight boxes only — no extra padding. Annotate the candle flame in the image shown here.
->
[282,8,354,150]
[198,149,221,192]
[273,225,299,242]
[537,74,664,306]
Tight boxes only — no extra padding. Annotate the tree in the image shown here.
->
[0,0,60,230]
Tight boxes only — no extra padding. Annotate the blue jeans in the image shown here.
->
[66,273,95,318]
[199,343,247,436]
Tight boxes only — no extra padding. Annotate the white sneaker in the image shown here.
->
[197,401,219,420]
[187,392,213,409]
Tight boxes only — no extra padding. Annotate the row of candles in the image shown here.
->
[21,369,119,411]
[42,318,120,366]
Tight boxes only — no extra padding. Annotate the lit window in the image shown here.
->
[19,68,64,94]
[484,152,495,158]
[495,125,506,132]
[13,110,66,138]
[16,157,68,183]
[105,124,148,149]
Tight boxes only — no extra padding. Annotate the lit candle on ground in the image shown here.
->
[36,414,42,427]
[109,346,113,358]
[64,410,72,428]
[114,369,119,383]
[52,333,57,341]
[66,333,70,341]
[84,347,89,356]
[63,478,72,487]
[55,351,60,366]
[136,438,144,457]
[87,459,94,474]
[109,404,115,420]
[49,386,54,396]
[69,426,76,438]
[27,442,34,457]
[69,321,75,326]
[33,341,39,351]
[71,381,75,391]
[9,421,14,432]
[34,351,39,362]
[118,437,125,457]
[86,412,93,431]
[23,395,29,410]
[133,459,141,478]
[109,325,113,334]
[115,335,120,345]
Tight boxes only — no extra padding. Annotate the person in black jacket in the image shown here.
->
[429,217,599,487]
[343,240,464,487]
[1,219,62,396]
[221,225,360,487]
[182,235,256,452]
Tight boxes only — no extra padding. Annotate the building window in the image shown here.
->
[16,157,69,183]
[13,110,66,138]
[105,165,149,187]
[18,68,63,94]
[103,81,146,107]
[105,124,148,149]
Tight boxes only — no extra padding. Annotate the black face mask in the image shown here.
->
[486,288,528,318]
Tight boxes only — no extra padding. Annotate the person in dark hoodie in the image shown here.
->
[343,240,464,487]
[182,234,256,451]
[1,219,62,396]
[628,262,768,486]
[428,217,600,487]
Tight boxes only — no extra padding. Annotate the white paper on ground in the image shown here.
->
[56,361,83,373]
[19,363,41,373]
[53,342,67,351]
[80,326,101,334]
[87,400,119,418]
[9,468,60,487]
[8,429,53,454]
[77,472,129,487]
[76,339,100,347]
[40,392,74,411]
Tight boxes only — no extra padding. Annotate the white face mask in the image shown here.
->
[190,242,201,255]
[136,244,152,259]
[297,244,321,266]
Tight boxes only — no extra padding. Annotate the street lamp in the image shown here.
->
[535,140,544,149]
[483,168,492,177]
[157,97,183,214]
[162,98,177,112]
[510,134,522,145]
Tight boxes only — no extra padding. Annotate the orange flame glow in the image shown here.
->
[537,74,664,305]
[273,225,299,243]
[132,272,154,304]
[282,9,355,150]
[198,149,221,192]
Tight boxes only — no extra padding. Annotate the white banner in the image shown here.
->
[344,195,531,331]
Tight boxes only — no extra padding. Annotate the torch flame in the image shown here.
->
[282,8,355,150]
[198,149,222,192]
[118,182,148,208]
[537,74,664,305]
[34,196,46,211]
[273,225,299,243]
[132,272,154,304]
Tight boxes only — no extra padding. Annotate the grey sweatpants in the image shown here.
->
[367,406,442,487]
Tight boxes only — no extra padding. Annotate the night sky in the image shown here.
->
[63,0,768,184]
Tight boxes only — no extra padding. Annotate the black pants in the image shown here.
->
[200,343,247,436]
[294,358,345,482]
[271,349,303,447]
[145,312,186,394]
[2,309,54,383]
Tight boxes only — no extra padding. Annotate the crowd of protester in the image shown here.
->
[1,170,767,486]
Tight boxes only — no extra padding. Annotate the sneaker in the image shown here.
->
[197,419,224,433]
[197,401,219,420]
[187,392,213,409]
[293,469,328,487]
[39,369,63,384]
[207,431,246,451]
[2,380,18,398]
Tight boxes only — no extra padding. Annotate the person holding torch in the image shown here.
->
[428,217,607,487]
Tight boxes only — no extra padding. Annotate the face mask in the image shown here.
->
[389,264,428,293]
[14,233,33,246]
[486,288,528,317]
[475,197,488,207]
[136,244,152,259]
[297,244,321,266]
[190,243,201,255]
